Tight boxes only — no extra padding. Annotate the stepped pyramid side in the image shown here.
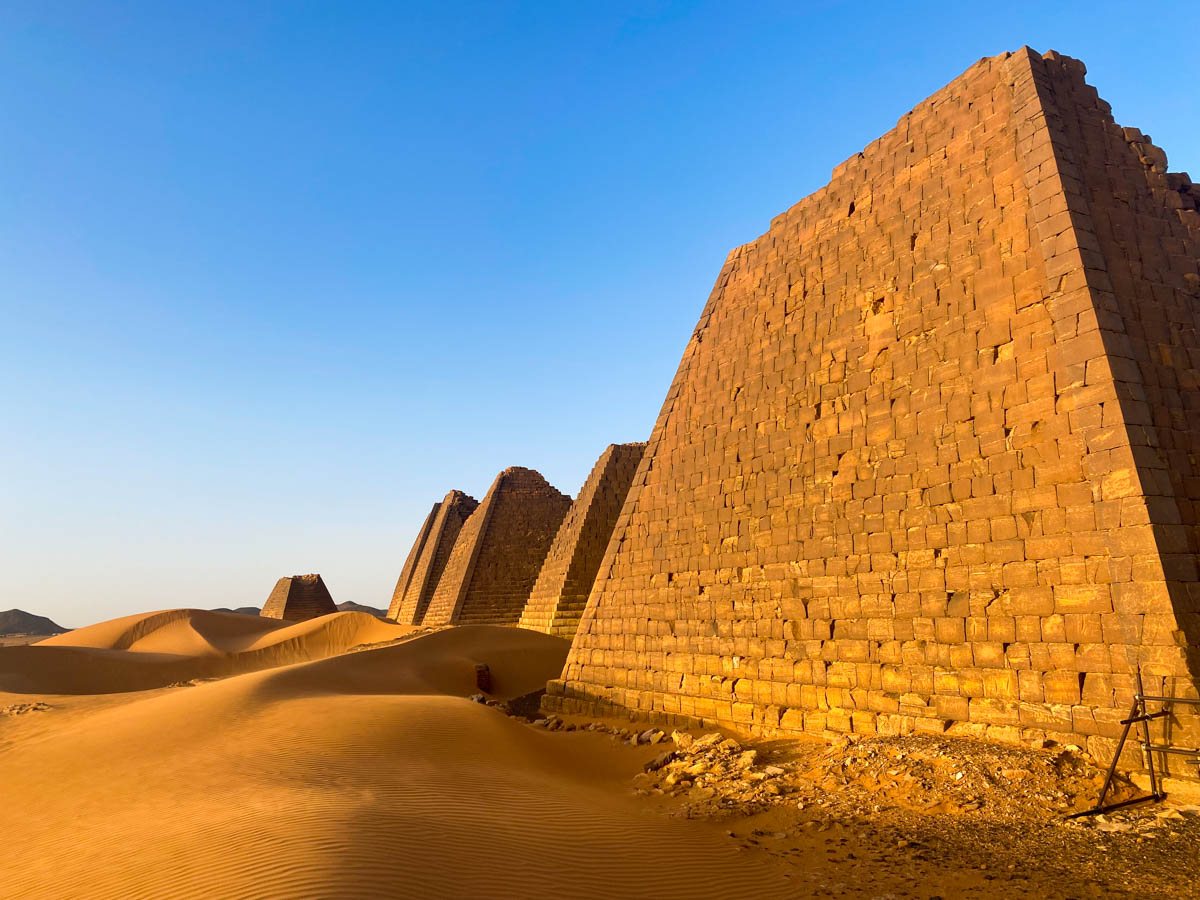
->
[548,48,1200,771]
[395,490,479,625]
[386,501,441,620]
[520,442,646,636]
[423,467,572,626]
[261,573,336,622]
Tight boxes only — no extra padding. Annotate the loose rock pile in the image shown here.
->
[633,730,792,816]
[793,733,1124,821]
[1,702,50,716]
[518,711,1200,898]
[618,729,1149,823]
[526,713,1148,825]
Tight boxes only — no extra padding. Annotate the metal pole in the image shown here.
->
[1135,670,1163,800]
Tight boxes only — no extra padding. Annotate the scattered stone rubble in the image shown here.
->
[524,712,1199,832]
[0,702,50,716]
[622,728,1130,823]
[520,713,1200,897]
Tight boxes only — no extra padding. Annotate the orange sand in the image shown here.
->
[0,611,796,899]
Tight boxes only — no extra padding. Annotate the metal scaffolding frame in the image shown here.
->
[1068,670,1200,819]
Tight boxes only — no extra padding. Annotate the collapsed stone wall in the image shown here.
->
[548,48,1200,771]
[261,573,336,622]
[387,501,441,621]
[423,468,571,626]
[392,490,479,624]
[520,442,646,636]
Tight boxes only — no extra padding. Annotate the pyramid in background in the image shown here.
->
[387,490,479,624]
[261,573,336,622]
[520,442,646,636]
[387,500,440,620]
[422,467,571,626]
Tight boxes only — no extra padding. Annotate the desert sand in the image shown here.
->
[0,611,798,899]
[3,610,1198,899]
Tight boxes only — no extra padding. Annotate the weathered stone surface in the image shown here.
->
[423,468,572,626]
[261,574,336,622]
[386,501,441,621]
[520,442,646,636]
[388,490,479,624]
[547,48,1200,770]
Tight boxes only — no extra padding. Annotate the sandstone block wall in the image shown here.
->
[393,490,479,625]
[261,574,336,622]
[520,442,646,636]
[423,467,571,626]
[548,48,1200,772]
[387,500,441,621]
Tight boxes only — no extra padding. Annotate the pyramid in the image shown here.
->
[422,467,572,626]
[547,48,1200,767]
[520,442,646,636]
[387,490,479,624]
[261,574,336,621]
[387,501,441,621]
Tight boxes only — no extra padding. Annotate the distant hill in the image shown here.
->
[208,603,387,618]
[0,609,67,636]
[337,601,388,618]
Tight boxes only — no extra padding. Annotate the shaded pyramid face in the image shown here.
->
[387,501,441,621]
[261,574,336,622]
[388,490,479,624]
[520,442,646,636]
[423,467,572,626]
[549,48,1200,764]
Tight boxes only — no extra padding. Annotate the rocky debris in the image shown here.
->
[504,688,546,719]
[1,702,50,716]
[790,733,1129,821]
[1070,805,1200,837]
[167,678,217,688]
[644,751,676,773]
[632,729,792,814]
[516,713,1143,826]
[512,710,1200,898]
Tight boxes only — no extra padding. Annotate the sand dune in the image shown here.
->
[0,621,796,899]
[1,609,413,694]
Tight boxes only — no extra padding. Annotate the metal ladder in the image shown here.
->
[1067,670,1200,818]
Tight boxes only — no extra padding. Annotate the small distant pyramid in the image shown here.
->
[422,467,571,626]
[520,442,646,636]
[388,490,479,624]
[260,574,336,622]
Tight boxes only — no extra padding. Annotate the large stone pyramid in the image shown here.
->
[548,48,1200,766]
[520,442,646,636]
[261,573,336,622]
[422,467,572,626]
[387,490,479,624]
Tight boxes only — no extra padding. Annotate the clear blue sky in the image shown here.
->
[2,1,1196,627]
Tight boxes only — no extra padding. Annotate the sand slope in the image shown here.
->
[0,624,795,899]
[0,609,411,694]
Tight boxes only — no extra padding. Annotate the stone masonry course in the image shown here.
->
[520,442,647,636]
[422,467,572,626]
[261,573,337,622]
[546,48,1200,776]
[389,490,479,624]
